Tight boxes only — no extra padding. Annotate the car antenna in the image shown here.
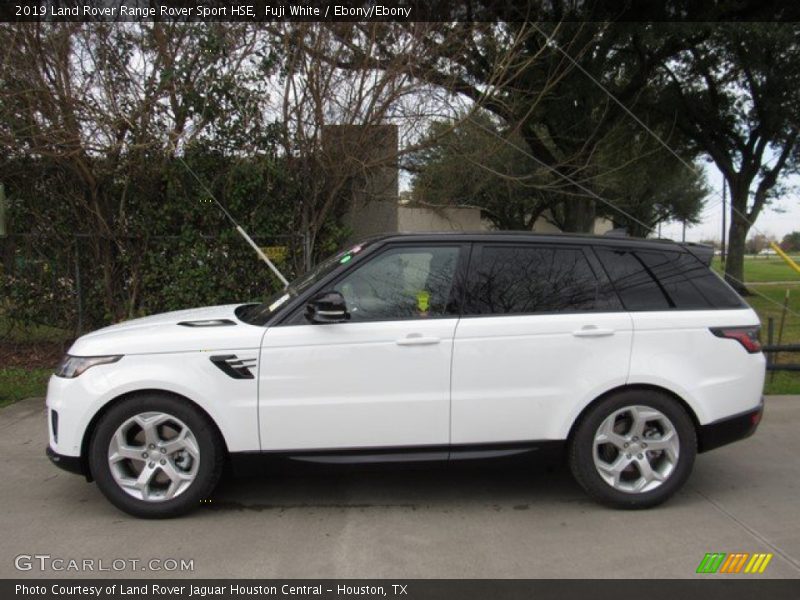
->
[175,154,289,288]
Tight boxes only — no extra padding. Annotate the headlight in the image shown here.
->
[55,355,122,378]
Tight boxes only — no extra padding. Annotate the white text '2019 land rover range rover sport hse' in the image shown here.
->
[46,233,765,518]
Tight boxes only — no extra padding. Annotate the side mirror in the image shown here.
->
[305,291,350,324]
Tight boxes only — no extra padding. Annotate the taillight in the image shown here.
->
[710,326,762,353]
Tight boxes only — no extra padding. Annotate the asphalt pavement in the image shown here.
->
[1,395,799,578]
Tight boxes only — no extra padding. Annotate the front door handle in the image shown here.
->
[572,326,615,338]
[396,334,441,346]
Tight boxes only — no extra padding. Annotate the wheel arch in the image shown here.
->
[566,383,702,447]
[79,388,230,481]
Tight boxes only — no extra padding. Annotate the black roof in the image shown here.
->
[358,231,715,266]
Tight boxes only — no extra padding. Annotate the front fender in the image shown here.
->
[46,351,260,458]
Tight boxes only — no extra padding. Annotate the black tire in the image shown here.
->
[89,393,224,518]
[569,389,697,509]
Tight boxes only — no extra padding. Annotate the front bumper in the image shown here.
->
[46,445,90,479]
[698,399,764,453]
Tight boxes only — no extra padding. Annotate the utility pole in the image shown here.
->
[682,220,686,242]
[721,178,727,267]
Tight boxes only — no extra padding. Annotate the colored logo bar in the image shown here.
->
[696,552,773,574]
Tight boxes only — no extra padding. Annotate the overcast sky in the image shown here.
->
[660,164,800,244]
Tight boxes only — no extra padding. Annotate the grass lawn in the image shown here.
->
[712,255,800,283]
[0,367,52,408]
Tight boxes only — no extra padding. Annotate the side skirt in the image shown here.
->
[228,441,566,475]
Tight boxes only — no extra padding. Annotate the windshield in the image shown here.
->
[235,240,374,325]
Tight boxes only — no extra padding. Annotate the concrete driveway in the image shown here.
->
[1,396,799,579]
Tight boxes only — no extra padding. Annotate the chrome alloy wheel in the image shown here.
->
[107,412,200,502]
[592,405,680,494]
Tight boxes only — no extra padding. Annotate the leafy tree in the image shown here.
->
[745,233,777,255]
[780,231,800,253]
[408,115,560,230]
[650,23,800,289]
[590,122,707,238]
[0,150,299,329]
[408,114,707,236]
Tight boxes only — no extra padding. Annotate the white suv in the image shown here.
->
[46,233,765,518]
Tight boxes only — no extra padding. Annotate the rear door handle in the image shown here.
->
[572,326,615,338]
[396,334,441,346]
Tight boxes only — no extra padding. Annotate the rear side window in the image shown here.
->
[595,246,744,311]
[464,245,612,315]
[636,250,711,309]
[594,248,670,310]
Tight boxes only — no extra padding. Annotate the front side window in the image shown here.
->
[464,245,607,315]
[238,240,376,326]
[333,246,461,322]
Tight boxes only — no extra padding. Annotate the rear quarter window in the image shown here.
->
[594,246,745,311]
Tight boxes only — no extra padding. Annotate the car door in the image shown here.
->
[450,242,633,445]
[258,243,466,452]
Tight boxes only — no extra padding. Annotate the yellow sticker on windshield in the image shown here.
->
[416,290,430,312]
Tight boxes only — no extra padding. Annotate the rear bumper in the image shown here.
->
[46,445,89,479]
[698,399,764,453]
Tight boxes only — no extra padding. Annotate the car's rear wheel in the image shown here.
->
[89,393,224,518]
[569,389,696,509]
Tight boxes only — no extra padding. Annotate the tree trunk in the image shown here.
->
[561,197,596,233]
[724,186,750,294]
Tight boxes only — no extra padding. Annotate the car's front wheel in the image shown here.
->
[89,393,224,518]
[569,389,696,509]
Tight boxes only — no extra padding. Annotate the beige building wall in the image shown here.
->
[397,206,490,232]
[531,212,615,235]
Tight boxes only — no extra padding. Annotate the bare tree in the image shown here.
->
[272,22,572,261]
[0,23,275,319]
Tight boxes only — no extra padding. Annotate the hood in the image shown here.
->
[68,304,266,356]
